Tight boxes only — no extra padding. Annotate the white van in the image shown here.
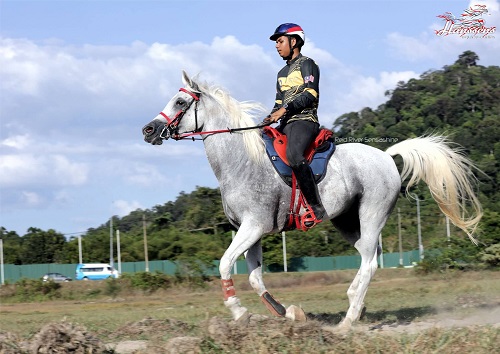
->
[75,263,120,280]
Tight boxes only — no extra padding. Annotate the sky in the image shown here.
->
[1,0,499,237]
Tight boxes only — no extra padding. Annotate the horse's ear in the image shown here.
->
[182,70,191,86]
[181,70,201,93]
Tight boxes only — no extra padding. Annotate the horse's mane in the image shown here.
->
[188,78,267,164]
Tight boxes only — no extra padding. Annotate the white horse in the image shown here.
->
[142,71,482,330]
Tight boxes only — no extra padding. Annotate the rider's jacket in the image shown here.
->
[271,53,320,124]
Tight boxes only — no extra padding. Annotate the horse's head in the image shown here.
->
[142,71,202,145]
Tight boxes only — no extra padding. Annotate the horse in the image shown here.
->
[142,71,482,330]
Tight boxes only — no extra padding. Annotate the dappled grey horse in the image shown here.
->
[142,71,482,330]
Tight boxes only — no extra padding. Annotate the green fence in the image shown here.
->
[1,250,420,283]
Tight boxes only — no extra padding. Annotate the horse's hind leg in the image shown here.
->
[342,241,379,327]
[331,204,364,309]
[338,214,389,330]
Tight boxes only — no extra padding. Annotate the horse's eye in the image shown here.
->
[176,99,185,106]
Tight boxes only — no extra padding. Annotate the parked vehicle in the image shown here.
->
[75,263,119,281]
[42,272,72,282]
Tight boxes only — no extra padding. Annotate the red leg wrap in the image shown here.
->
[221,279,236,300]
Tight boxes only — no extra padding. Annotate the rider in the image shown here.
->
[264,23,326,228]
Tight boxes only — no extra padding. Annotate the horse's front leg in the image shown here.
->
[246,239,286,317]
[219,220,262,321]
[246,238,307,321]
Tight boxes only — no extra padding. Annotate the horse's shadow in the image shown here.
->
[306,305,436,327]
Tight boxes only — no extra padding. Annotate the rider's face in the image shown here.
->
[275,36,295,59]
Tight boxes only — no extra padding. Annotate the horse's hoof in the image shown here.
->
[321,324,352,335]
[234,310,251,326]
[321,325,336,333]
[335,319,353,334]
[285,305,307,322]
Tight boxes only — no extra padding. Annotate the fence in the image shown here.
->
[1,250,420,283]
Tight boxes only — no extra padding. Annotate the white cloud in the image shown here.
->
[341,70,419,112]
[0,153,88,187]
[113,199,144,217]
[21,191,42,207]
[1,134,30,149]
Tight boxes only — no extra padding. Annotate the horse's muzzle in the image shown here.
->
[142,121,164,145]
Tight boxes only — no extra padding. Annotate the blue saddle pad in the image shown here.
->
[263,133,336,186]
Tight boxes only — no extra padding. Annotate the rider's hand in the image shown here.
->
[264,107,287,124]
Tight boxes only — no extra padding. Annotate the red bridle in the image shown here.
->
[159,88,199,126]
[158,88,206,140]
[158,87,270,141]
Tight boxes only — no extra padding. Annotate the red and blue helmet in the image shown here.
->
[269,23,305,42]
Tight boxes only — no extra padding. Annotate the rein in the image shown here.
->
[175,122,273,140]
[158,87,272,141]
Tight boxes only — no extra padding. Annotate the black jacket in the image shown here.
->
[272,53,320,124]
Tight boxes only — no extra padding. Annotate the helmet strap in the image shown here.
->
[283,36,295,61]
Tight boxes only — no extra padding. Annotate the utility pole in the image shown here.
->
[415,195,423,260]
[446,216,451,246]
[143,214,149,272]
[110,216,114,267]
[116,230,122,274]
[78,235,83,264]
[282,231,288,272]
[0,238,4,286]
[398,208,403,267]
[378,233,384,268]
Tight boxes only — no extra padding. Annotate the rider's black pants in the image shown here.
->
[282,120,320,168]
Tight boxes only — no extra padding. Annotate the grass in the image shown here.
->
[1,268,499,353]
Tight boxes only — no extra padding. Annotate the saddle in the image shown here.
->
[262,126,336,231]
[262,126,336,186]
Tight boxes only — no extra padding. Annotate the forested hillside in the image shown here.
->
[2,51,499,269]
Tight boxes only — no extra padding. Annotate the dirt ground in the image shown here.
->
[1,270,499,353]
[1,301,498,353]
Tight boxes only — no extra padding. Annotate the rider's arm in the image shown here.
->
[285,58,319,115]
[265,76,286,123]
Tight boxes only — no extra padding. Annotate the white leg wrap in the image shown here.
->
[224,296,248,321]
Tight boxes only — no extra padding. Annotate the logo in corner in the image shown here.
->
[435,4,496,38]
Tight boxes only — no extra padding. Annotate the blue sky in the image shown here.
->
[1,0,499,236]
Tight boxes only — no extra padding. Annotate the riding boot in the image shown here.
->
[293,161,326,228]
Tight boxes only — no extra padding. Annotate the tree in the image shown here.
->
[20,228,66,264]
[456,50,479,68]
[0,228,23,264]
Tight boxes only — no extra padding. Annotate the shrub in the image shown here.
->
[174,257,213,289]
[103,278,121,298]
[480,244,500,268]
[415,247,478,274]
[14,278,61,301]
[121,271,172,293]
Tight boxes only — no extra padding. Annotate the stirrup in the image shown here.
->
[300,209,323,231]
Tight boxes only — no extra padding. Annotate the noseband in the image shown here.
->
[159,88,200,140]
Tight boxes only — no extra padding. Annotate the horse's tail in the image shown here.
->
[386,135,482,244]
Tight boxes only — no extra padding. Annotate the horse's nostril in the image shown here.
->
[143,126,154,135]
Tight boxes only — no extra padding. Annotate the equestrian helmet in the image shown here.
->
[269,23,305,42]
